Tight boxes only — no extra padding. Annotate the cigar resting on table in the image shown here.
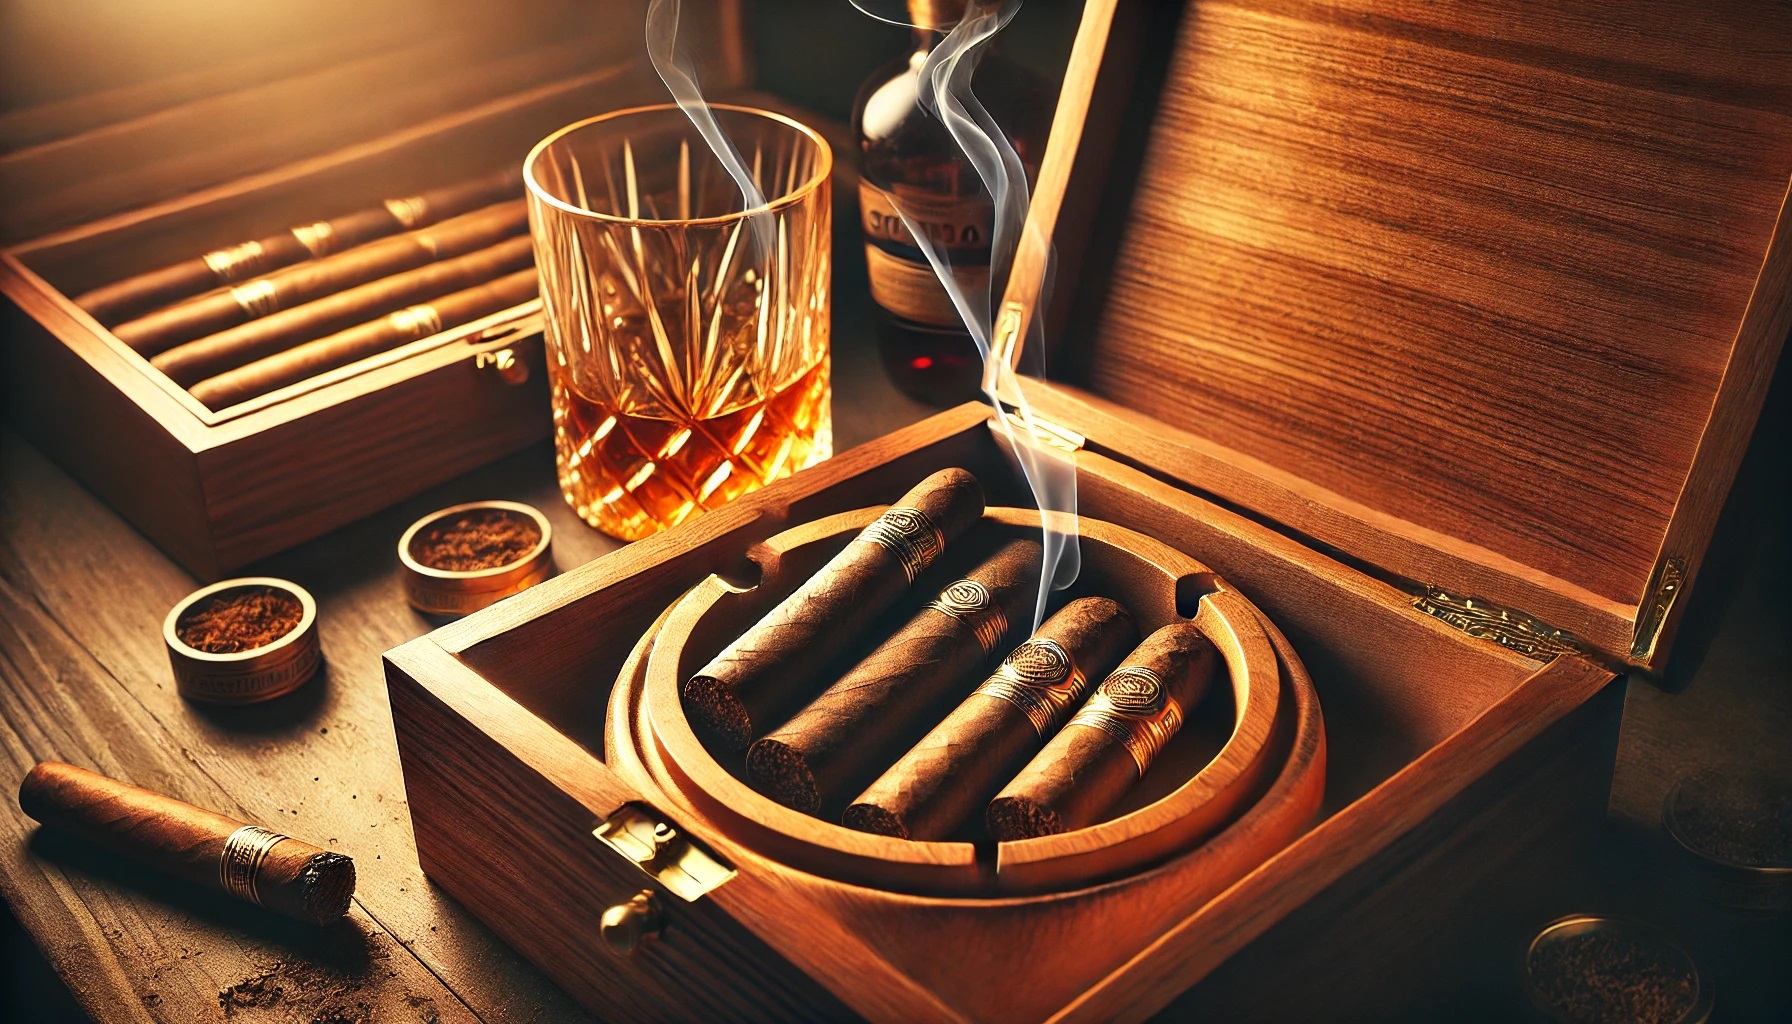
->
[682,468,987,751]
[74,167,522,326]
[152,233,536,387]
[986,621,1221,839]
[747,538,1042,815]
[115,199,528,356]
[190,267,540,409]
[843,596,1136,840]
[18,761,354,925]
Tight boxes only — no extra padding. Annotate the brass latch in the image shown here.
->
[474,347,529,386]
[593,803,735,901]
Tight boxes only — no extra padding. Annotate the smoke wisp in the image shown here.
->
[645,0,775,255]
[893,0,1080,629]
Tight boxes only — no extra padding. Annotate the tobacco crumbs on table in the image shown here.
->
[1528,927,1697,1024]
[177,587,302,653]
[412,510,540,571]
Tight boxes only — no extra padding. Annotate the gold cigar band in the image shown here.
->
[202,241,268,283]
[928,579,1007,654]
[977,637,1087,738]
[384,195,430,228]
[229,279,281,318]
[219,825,288,906]
[857,506,944,583]
[389,304,445,338]
[1069,666,1183,775]
[291,220,338,258]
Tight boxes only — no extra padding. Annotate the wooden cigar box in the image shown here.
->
[384,0,1792,1020]
[0,0,748,579]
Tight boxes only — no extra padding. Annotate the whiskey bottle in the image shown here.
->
[853,1,1052,406]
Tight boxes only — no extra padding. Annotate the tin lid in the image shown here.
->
[398,500,555,617]
[164,577,322,704]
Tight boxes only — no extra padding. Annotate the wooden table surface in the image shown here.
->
[3,310,1789,1022]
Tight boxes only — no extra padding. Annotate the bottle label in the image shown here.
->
[865,246,988,329]
[860,180,992,329]
[859,180,992,254]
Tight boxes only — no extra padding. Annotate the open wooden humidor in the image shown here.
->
[384,0,1792,1020]
[0,0,747,579]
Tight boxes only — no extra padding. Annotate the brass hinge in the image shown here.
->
[1412,586,1587,661]
[1629,555,1687,662]
[594,803,735,901]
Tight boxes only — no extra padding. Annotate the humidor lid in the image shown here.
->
[0,0,746,244]
[1002,0,1792,672]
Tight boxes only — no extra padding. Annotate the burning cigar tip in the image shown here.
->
[290,850,357,925]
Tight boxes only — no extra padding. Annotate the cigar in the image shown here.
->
[151,234,535,386]
[190,268,539,409]
[74,168,522,325]
[987,621,1221,840]
[842,596,1136,840]
[116,200,528,356]
[747,538,1042,815]
[682,468,986,751]
[18,761,354,925]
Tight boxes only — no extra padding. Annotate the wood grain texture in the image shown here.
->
[401,403,1625,1022]
[0,436,494,1024]
[386,638,856,1022]
[1037,0,1792,658]
[0,247,935,1023]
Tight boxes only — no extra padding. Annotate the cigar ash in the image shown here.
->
[175,586,303,653]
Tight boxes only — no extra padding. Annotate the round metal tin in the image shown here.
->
[164,577,321,704]
[398,500,555,617]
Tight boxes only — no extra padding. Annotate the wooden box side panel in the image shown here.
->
[1149,676,1625,1022]
[197,337,550,574]
[385,646,853,1023]
[1,272,213,574]
[1067,0,1792,613]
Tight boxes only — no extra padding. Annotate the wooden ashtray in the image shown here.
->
[615,505,1323,897]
